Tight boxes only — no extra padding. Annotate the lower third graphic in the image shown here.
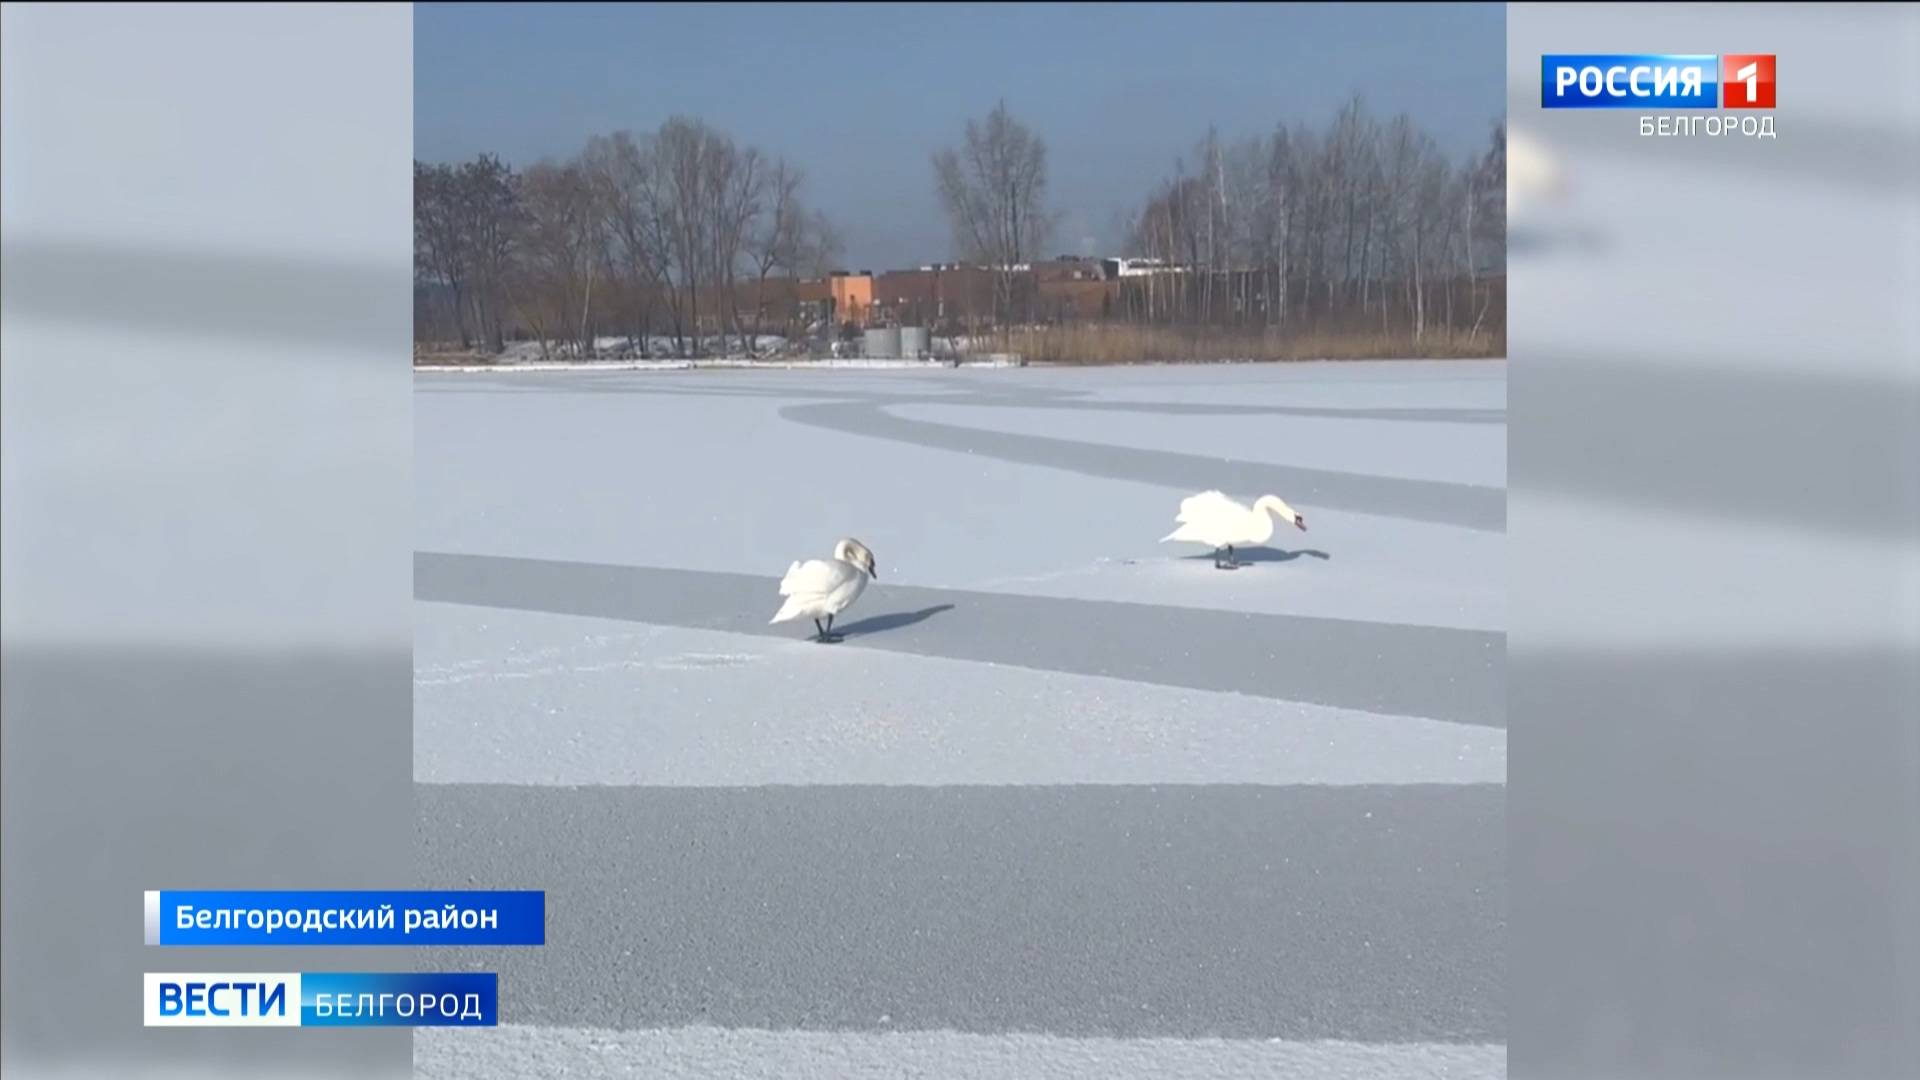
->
[143,972,497,1027]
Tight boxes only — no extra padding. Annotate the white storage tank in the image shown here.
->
[862,326,902,359]
[899,327,930,359]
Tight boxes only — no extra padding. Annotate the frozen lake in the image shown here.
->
[413,360,1507,1077]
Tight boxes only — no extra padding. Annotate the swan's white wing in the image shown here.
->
[821,566,870,616]
[1174,490,1243,523]
[1163,490,1256,545]
[772,558,865,624]
[778,558,854,598]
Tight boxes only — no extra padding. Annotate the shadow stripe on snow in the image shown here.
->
[1518,354,1919,543]
[781,400,1507,532]
[415,1025,1508,1079]
[1010,398,1506,424]
[415,552,1506,729]
[416,782,1506,1042]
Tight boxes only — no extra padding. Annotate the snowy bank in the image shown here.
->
[415,356,1025,374]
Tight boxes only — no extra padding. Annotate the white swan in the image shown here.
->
[1161,491,1306,570]
[769,537,878,642]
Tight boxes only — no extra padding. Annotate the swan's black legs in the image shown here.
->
[1215,545,1240,570]
[813,613,843,644]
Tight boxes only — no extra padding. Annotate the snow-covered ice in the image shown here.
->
[415,608,1505,788]
[416,362,1504,632]
[413,359,1507,1072]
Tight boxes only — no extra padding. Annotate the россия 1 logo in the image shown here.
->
[1541,54,1775,109]
[1719,54,1775,109]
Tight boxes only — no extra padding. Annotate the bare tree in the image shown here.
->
[1222,136,1266,324]
[1326,94,1374,309]
[516,159,604,358]
[1466,120,1505,342]
[1196,127,1222,320]
[1374,114,1421,335]
[654,117,717,356]
[799,210,842,278]
[1404,133,1452,343]
[456,154,521,353]
[707,140,764,355]
[414,162,471,346]
[1288,123,1332,320]
[745,159,840,346]
[1262,126,1304,328]
[584,131,671,356]
[933,101,1054,332]
[744,158,801,346]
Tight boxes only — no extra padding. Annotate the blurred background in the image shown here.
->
[1508,4,1918,1079]
[2,5,414,1078]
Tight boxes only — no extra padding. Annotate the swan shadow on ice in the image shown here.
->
[1178,548,1332,565]
[834,604,956,637]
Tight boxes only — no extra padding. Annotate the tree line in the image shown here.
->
[415,118,839,358]
[926,97,1503,346]
[417,96,1504,357]
[1116,94,1505,343]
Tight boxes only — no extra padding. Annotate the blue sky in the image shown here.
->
[416,2,1504,270]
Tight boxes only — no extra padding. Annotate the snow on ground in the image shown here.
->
[476,334,988,366]
[415,362,1504,631]
[497,334,796,362]
[416,1025,1507,1080]
[889,401,1507,487]
[413,360,1507,1074]
[421,356,1017,374]
[415,608,1504,788]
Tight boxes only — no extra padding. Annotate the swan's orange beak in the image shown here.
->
[1295,514,1307,531]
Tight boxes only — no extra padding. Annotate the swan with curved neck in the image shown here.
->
[832,538,876,577]
[770,537,878,642]
[1161,491,1306,570]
